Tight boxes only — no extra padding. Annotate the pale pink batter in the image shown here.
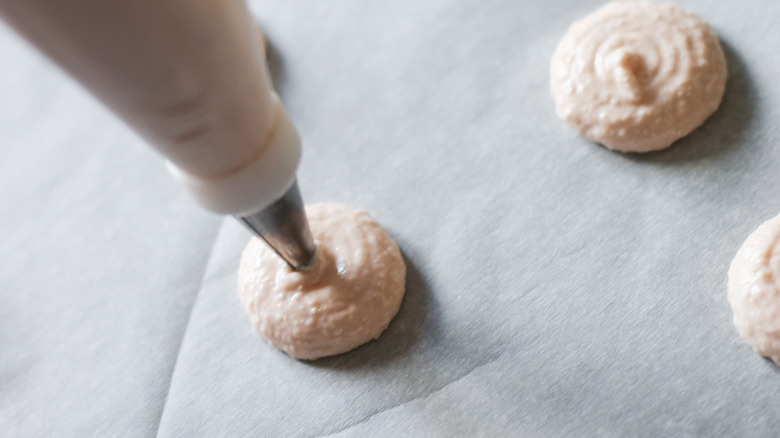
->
[237,203,406,360]
[550,1,727,153]
[728,214,780,365]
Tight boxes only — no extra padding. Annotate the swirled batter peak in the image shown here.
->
[238,203,406,360]
[550,1,727,153]
[729,214,780,365]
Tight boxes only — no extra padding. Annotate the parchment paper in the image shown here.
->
[3,0,780,436]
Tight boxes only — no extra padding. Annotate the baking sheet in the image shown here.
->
[3,0,780,436]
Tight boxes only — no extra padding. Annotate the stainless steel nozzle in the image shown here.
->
[235,180,317,270]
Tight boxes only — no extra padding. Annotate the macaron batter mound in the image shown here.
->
[550,1,727,153]
[728,214,780,365]
[237,203,406,360]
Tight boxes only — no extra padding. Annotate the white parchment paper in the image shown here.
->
[3,0,780,436]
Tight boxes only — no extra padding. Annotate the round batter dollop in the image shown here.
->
[237,203,406,360]
[550,1,727,153]
[728,213,780,365]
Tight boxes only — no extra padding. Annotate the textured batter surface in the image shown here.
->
[550,1,727,152]
[728,214,780,365]
[237,203,406,360]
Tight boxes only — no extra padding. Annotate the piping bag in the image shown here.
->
[0,0,317,270]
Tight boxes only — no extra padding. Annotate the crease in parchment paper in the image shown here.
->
[3,0,772,435]
[152,218,229,437]
[317,353,503,437]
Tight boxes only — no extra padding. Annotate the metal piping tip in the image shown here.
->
[235,179,317,271]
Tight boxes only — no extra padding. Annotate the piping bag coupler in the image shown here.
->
[0,0,317,270]
[168,95,317,270]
